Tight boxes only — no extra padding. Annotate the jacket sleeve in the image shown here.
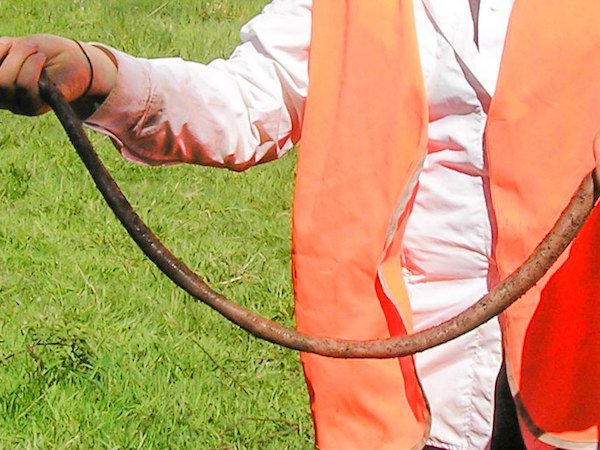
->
[84,0,311,171]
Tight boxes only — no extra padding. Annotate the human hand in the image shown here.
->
[0,34,117,116]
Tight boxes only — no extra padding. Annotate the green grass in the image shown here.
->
[0,1,312,448]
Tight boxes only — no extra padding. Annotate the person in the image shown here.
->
[1,1,598,449]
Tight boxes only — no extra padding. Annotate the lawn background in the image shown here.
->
[0,1,312,448]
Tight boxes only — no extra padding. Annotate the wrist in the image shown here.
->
[69,42,118,118]
[81,42,118,99]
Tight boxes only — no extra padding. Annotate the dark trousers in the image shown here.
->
[490,363,526,450]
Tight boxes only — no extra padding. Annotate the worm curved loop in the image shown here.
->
[38,73,595,359]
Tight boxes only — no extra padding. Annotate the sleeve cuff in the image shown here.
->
[84,46,155,164]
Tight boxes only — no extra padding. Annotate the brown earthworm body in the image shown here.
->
[37,73,595,359]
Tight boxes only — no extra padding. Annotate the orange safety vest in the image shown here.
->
[292,1,600,449]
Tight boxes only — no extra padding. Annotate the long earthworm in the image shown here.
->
[37,72,595,359]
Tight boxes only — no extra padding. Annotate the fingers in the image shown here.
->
[0,40,12,65]
[0,39,15,108]
[0,38,56,116]
[0,41,39,92]
[15,51,48,116]
[0,39,41,113]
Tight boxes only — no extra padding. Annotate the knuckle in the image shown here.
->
[14,41,39,55]
[16,54,45,87]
